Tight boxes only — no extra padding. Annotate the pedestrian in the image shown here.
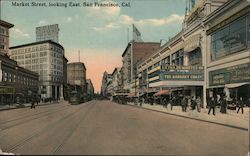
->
[208,97,216,115]
[196,96,201,113]
[191,96,197,111]
[236,97,244,114]
[31,98,35,109]
[181,96,185,112]
[220,96,227,114]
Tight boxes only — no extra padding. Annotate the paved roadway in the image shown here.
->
[0,100,248,155]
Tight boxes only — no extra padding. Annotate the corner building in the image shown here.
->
[10,40,64,100]
[204,0,250,104]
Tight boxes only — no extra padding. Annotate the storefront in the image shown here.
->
[0,86,15,105]
[209,63,250,104]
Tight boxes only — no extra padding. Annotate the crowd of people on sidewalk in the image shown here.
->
[112,94,247,116]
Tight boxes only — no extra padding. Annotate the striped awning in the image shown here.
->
[154,90,172,96]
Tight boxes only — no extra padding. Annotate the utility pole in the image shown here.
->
[78,50,80,62]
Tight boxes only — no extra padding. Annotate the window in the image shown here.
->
[153,62,160,68]
[25,54,31,59]
[162,56,170,65]
[189,48,202,65]
[172,49,184,65]
[211,15,248,61]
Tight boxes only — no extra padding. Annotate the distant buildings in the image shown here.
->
[36,24,59,43]
[0,20,39,104]
[10,40,65,100]
[100,71,112,97]
[86,79,94,99]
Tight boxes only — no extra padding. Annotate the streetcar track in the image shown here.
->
[0,106,71,131]
[5,102,92,152]
[53,102,96,154]
[0,104,69,125]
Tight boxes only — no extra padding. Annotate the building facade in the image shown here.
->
[0,20,14,55]
[10,40,64,100]
[67,62,87,96]
[136,0,228,107]
[63,56,68,100]
[121,41,161,92]
[86,79,94,99]
[100,71,112,97]
[36,24,59,43]
[204,0,250,104]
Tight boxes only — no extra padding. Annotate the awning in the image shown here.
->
[225,82,250,88]
[127,92,137,98]
[154,90,172,96]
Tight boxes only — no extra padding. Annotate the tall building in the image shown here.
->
[0,20,14,55]
[10,40,65,100]
[0,20,39,104]
[121,41,161,92]
[67,62,87,96]
[36,24,59,43]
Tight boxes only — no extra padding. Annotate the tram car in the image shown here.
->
[67,85,85,105]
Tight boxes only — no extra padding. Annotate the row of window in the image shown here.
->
[2,71,37,86]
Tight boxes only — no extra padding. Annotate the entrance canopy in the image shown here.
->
[225,82,250,88]
[154,90,172,96]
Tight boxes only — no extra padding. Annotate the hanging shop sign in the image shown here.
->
[209,63,250,86]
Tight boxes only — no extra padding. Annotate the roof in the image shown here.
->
[0,20,14,28]
[67,62,86,70]
[10,40,64,50]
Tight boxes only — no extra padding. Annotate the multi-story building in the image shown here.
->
[136,0,228,107]
[10,40,64,100]
[67,62,87,96]
[122,41,161,93]
[36,24,59,43]
[86,79,94,99]
[0,20,39,104]
[0,54,39,104]
[204,0,250,104]
[110,67,124,96]
[100,71,112,97]
[0,20,14,55]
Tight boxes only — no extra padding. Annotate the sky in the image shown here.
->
[1,0,187,93]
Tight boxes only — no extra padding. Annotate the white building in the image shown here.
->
[36,24,59,43]
[10,40,64,100]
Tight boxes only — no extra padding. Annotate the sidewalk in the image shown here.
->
[0,101,63,111]
[127,102,249,130]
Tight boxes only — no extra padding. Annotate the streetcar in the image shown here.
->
[68,86,84,105]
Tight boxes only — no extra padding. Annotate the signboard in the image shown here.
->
[209,63,250,86]
[0,86,15,94]
[158,65,204,81]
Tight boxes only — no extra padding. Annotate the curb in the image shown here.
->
[125,103,248,131]
[0,101,63,112]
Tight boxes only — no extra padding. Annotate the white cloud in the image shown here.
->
[119,14,184,27]
[93,23,120,32]
[38,20,49,25]
[11,28,30,39]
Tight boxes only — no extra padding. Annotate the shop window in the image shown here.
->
[211,15,247,61]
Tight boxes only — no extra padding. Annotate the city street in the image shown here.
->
[0,100,248,155]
